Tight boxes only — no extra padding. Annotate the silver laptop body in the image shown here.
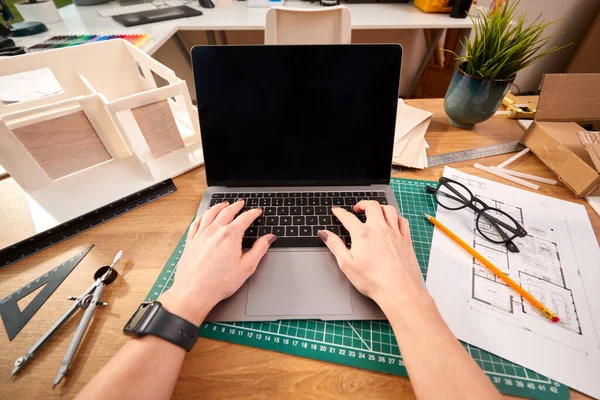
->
[190,44,403,321]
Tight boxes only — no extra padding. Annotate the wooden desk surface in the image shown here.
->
[0,98,596,400]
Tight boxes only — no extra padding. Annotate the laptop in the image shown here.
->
[191,44,402,321]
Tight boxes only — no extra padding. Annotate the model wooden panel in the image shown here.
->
[131,100,185,158]
[12,110,112,180]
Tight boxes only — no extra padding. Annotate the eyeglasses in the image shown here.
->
[426,177,528,253]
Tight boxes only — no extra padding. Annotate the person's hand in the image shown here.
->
[317,201,427,311]
[159,199,276,325]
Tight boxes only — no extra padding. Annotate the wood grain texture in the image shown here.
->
[132,100,185,158]
[0,98,595,400]
[12,111,112,180]
[0,178,36,249]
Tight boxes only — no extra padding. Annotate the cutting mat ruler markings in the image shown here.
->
[0,179,176,269]
[427,142,526,167]
[0,245,93,340]
[147,178,566,400]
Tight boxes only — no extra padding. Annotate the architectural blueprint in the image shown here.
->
[470,197,582,335]
[427,167,600,398]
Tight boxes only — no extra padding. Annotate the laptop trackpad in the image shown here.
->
[246,250,353,316]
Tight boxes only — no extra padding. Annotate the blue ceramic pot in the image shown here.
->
[444,63,514,129]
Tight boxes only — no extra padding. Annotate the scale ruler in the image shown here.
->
[426,142,526,167]
[0,179,177,269]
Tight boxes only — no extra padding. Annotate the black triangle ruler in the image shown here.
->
[0,179,176,269]
[0,245,94,341]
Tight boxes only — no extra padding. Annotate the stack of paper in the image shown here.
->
[392,100,433,169]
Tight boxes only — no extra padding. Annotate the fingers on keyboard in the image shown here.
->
[214,191,388,247]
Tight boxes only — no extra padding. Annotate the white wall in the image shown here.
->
[477,0,600,93]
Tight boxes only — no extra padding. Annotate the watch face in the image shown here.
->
[124,302,156,333]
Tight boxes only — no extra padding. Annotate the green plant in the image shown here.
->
[447,0,570,80]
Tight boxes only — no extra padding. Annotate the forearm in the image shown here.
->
[77,291,210,400]
[76,335,186,400]
[380,293,502,400]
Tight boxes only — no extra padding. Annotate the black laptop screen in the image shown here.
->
[191,45,402,187]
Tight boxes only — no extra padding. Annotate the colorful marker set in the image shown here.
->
[28,34,150,52]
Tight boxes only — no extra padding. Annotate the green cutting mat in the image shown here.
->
[147,178,567,400]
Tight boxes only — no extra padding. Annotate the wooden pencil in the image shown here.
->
[424,213,560,323]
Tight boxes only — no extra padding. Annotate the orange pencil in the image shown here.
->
[424,213,560,323]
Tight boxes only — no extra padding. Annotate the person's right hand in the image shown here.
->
[317,200,427,310]
[159,199,275,325]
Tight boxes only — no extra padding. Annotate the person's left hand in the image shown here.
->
[159,199,276,325]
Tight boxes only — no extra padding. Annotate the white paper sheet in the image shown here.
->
[427,167,600,398]
[393,119,430,156]
[394,99,433,144]
[518,119,533,131]
[392,100,432,169]
[392,121,430,169]
[0,68,63,104]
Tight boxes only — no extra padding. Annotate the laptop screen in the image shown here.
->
[191,44,401,187]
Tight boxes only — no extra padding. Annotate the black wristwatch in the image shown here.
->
[123,301,199,351]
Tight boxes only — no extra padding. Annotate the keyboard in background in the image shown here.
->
[98,0,185,18]
[112,5,202,27]
[209,191,389,248]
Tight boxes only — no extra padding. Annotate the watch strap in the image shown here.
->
[145,304,198,351]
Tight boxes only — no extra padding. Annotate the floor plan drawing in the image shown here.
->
[428,167,600,399]
[469,196,581,335]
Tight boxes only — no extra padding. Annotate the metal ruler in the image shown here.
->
[0,179,176,269]
[426,142,526,167]
[0,245,93,340]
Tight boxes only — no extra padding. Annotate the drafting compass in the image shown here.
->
[12,251,124,389]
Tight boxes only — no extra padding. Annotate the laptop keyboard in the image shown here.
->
[208,191,389,248]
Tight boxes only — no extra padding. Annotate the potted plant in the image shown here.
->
[444,0,568,129]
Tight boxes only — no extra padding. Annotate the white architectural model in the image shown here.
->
[0,40,203,232]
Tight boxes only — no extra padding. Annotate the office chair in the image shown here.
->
[265,6,351,45]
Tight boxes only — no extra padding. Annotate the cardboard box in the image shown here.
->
[567,11,600,73]
[522,74,600,197]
